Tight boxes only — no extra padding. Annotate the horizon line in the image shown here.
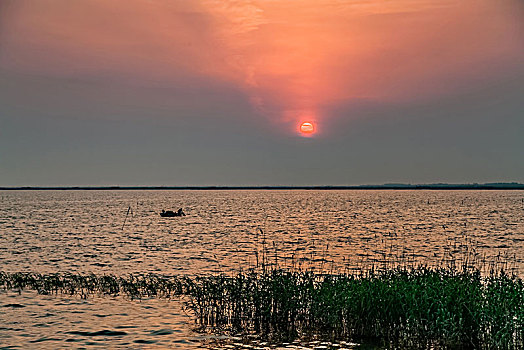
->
[1,183,523,190]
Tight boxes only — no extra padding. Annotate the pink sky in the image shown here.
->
[1,0,523,134]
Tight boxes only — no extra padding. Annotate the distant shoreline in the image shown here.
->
[1,184,523,190]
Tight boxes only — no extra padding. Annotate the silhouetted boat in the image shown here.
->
[160,209,185,217]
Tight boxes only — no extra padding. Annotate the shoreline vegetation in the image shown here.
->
[1,215,522,349]
[0,182,523,190]
[2,264,522,349]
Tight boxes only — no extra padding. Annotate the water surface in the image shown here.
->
[1,190,522,348]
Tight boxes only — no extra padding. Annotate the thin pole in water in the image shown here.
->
[122,206,132,230]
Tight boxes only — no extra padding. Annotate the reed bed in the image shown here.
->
[0,272,189,299]
[186,267,523,349]
[1,232,521,348]
[1,266,522,349]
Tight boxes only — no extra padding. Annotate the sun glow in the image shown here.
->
[299,122,315,136]
[4,0,522,137]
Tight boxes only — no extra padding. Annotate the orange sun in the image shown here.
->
[299,121,315,135]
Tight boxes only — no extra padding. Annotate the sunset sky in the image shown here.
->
[1,0,523,186]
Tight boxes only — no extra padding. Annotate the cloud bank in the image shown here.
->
[1,0,523,134]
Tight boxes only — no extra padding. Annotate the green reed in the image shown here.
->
[2,266,521,349]
[1,227,522,350]
[185,266,523,349]
[0,272,189,299]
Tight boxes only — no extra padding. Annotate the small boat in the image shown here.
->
[160,208,185,217]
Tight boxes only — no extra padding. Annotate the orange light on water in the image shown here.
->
[299,122,315,136]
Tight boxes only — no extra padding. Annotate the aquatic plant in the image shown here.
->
[184,267,523,349]
[0,272,188,299]
[1,266,522,349]
[1,232,522,348]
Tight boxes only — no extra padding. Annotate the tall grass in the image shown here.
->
[185,267,523,349]
[0,272,188,299]
[1,266,522,348]
[1,230,522,348]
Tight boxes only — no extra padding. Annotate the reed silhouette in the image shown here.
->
[1,237,522,349]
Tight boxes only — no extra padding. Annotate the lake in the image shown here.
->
[1,190,522,348]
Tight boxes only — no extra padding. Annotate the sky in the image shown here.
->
[0,0,523,186]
